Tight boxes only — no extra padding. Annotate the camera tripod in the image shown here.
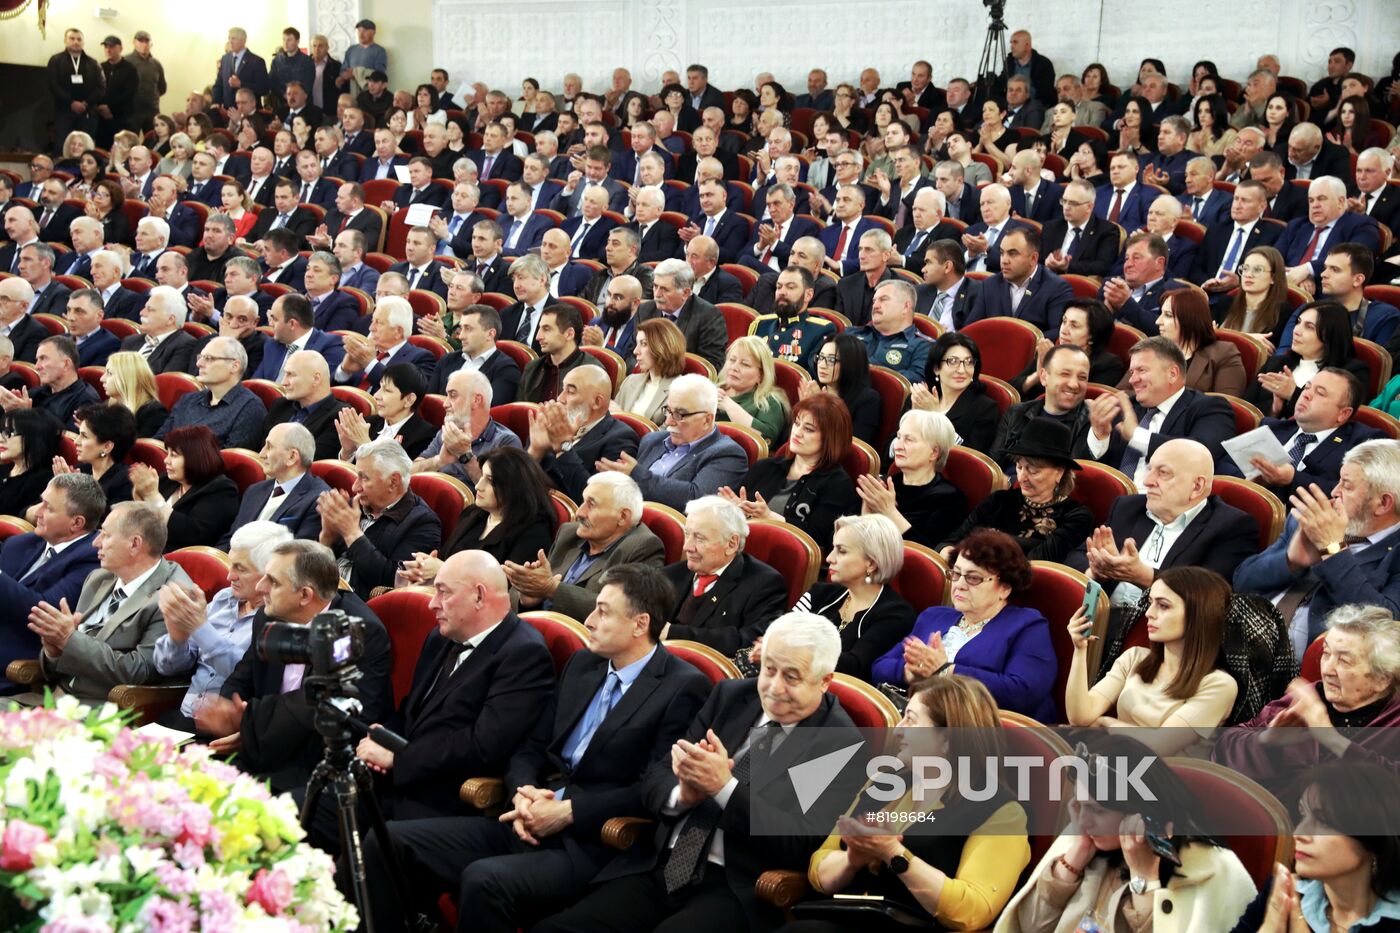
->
[976,0,1010,98]
[300,690,432,933]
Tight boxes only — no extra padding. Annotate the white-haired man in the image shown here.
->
[334,296,436,391]
[1275,176,1381,292]
[119,285,197,374]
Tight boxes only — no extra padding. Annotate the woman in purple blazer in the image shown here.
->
[872,528,1057,721]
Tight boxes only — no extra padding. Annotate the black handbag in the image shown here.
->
[791,895,932,927]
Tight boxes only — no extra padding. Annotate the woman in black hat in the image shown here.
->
[936,418,1094,564]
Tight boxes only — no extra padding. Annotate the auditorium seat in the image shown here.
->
[1026,560,1110,721]
[664,639,740,682]
[941,445,1007,511]
[640,502,686,565]
[743,518,821,607]
[890,541,949,614]
[219,448,266,495]
[961,317,1043,383]
[408,471,473,538]
[368,585,438,706]
[166,546,232,602]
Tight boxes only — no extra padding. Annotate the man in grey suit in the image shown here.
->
[218,423,329,550]
[27,502,194,703]
[597,374,748,512]
[633,259,727,370]
[504,473,664,621]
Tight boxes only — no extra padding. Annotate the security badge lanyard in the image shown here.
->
[71,56,84,84]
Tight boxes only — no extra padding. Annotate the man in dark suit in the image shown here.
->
[277,77,323,128]
[289,150,338,211]
[534,612,864,933]
[1099,232,1187,335]
[463,222,516,297]
[915,239,982,331]
[1251,151,1309,223]
[1190,181,1280,288]
[311,126,357,180]
[1219,368,1382,502]
[661,496,788,653]
[1044,180,1123,279]
[1004,75,1047,130]
[1284,124,1356,193]
[64,288,120,368]
[390,157,452,211]
[0,474,102,687]
[363,563,708,933]
[19,244,71,319]
[28,181,83,247]
[244,180,318,250]
[551,146,630,217]
[211,27,269,107]
[313,182,382,253]
[360,128,409,184]
[1076,337,1236,480]
[529,367,638,501]
[319,438,442,600]
[634,260,728,370]
[181,153,225,208]
[684,65,726,115]
[206,134,250,183]
[607,374,748,511]
[1068,437,1258,610]
[559,188,619,263]
[961,184,1032,276]
[998,30,1057,108]
[1353,148,1400,234]
[677,129,739,184]
[496,186,556,259]
[611,123,675,185]
[467,123,525,183]
[1094,153,1153,234]
[0,278,48,363]
[1235,438,1400,658]
[630,189,681,264]
[196,540,391,793]
[931,160,982,224]
[251,293,347,380]
[688,235,745,306]
[896,60,943,111]
[332,296,436,392]
[118,286,197,374]
[300,252,361,333]
[1007,151,1063,224]
[833,229,900,327]
[428,303,519,402]
[1179,156,1231,227]
[389,227,450,299]
[217,422,329,550]
[1274,177,1381,290]
[966,226,1072,338]
[736,185,819,276]
[681,179,749,265]
[890,191,962,271]
[251,349,349,461]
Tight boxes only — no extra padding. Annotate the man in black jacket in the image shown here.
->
[250,350,349,461]
[660,496,788,653]
[46,29,105,151]
[634,259,727,370]
[998,29,1057,109]
[95,36,138,148]
[534,611,864,933]
[1043,180,1122,279]
[318,438,442,599]
[361,563,710,933]
[528,366,638,501]
[428,304,521,404]
[197,540,392,794]
[990,345,1094,472]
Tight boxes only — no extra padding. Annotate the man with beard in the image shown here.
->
[581,275,644,361]
[750,266,834,371]
[528,365,638,501]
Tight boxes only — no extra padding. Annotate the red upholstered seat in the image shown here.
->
[771,359,806,408]
[154,372,200,411]
[1000,711,1072,868]
[520,611,589,675]
[612,411,656,442]
[310,459,357,496]
[419,394,447,429]
[1214,329,1269,386]
[78,366,106,399]
[868,366,910,449]
[961,317,1043,382]
[664,640,740,683]
[331,385,376,417]
[1025,561,1103,722]
[720,264,759,299]
[99,318,139,341]
[368,587,438,706]
[0,515,33,540]
[1354,405,1400,439]
[126,438,167,474]
[33,313,69,335]
[1071,460,1136,526]
[581,346,626,394]
[408,472,473,539]
[241,379,285,409]
[548,489,577,533]
[829,673,899,727]
[1301,633,1324,681]
[166,547,231,603]
[1061,273,1102,300]
[941,445,1007,511]
[1108,322,1148,370]
[743,519,821,608]
[1211,476,1285,551]
[1354,337,1392,398]
[1168,758,1292,887]
[1211,391,1264,435]
[719,303,759,343]
[494,340,537,373]
[490,402,537,441]
[979,374,1021,417]
[220,449,266,495]
[641,502,686,565]
[716,422,769,467]
[891,542,949,614]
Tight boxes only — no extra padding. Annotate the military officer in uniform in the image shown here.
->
[749,266,835,371]
[846,278,931,382]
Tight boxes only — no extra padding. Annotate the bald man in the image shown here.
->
[156,333,266,447]
[252,348,351,460]
[1067,436,1259,608]
[540,227,593,298]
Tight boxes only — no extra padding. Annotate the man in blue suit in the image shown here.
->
[182,153,225,208]
[610,122,675,185]
[1276,244,1400,355]
[602,374,748,511]
[1235,438,1400,658]
[497,184,555,258]
[312,126,358,181]
[818,186,882,276]
[961,184,1031,275]
[333,297,435,391]
[736,184,819,275]
[1140,117,1193,195]
[541,229,594,298]
[1007,150,1063,224]
[299,252,361,332]
[1179,156,1230,227]
[1100,232,1187,335]
[681,178,748,265]
[390,158,451,211]
[467,123,524,183]
[559,187,619,263]
[1219,368,1382,502]
[64,289,121,368]
[251,294,347,381]
[966,227,1072,338]
[1094,152,1152,234]
[217,422,329,551]
[1276,176,1381,290]
[359,128,409,183]
[293,151,339,210]
[0,474,103,688]
[211,28,268,107]
[334,229,381,295]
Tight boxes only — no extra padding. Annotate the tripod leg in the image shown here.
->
[332,773,383,933]
[350,761,434,933]
[300,760,333,828]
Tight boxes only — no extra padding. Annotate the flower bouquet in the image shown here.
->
[0,697,358,932]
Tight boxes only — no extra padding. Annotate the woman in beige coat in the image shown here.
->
[611,317,686,425]
[995,735,1256,933]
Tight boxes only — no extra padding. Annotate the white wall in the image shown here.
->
[429,0,1400,101]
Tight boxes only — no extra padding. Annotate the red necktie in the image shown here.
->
[692,573,719,597]
[1299,225,1327,263]
[1108,188,1124,223]
[833,224,850,262]
[338,215,349,233]
[359,350,390,389]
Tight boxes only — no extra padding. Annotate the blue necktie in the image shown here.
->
[1219,227,1245,278]
[563,672,622,769]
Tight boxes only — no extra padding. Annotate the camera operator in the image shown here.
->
[195,539,392,796]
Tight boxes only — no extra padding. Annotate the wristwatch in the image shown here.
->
[887,849,913,875]
[1128,875,1161,895]
[1322,540,1347,556]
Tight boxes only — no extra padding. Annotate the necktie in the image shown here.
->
[663,722,779,893]
[39,208,54,231]
[566,672,622,768]
[905,230,926,259]
[190,181,202,198]
[692,573,719,598]
[140,337,158,359]
[447,214,463,237]
[22,545,57,581]
[1299,225,1328,263]
[518,305,535,342]
[833,224,850,262]
[893,193,908,229]
[359,351,389,389]
[1365,192,1376,214]
[483,154,496,178]
[1024,188,1036,218]
[87,586,127,632]
[1118,406,1159,478]
[759,224,782,267]
[1288,433,1317,468]
[703,215,717,237]
[300,182,311,203]
[408,267,422,290]
[1219,227,1245,277]
[1108,188,1125,223]
[571,222,591,256]
[1191,196,1203,218]
[1067,227,1082,258]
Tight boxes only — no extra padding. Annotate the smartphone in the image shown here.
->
[1082,579,1104,622]
[1142,814,1182,866]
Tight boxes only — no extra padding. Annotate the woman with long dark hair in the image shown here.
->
[1245,301,1369,418]
[0,409,61,517]
[1188,93,1236,157]
[1220,246,1293,350]
[915,332,999,453]
[1137,288,1247,396]
[803,333,881,446]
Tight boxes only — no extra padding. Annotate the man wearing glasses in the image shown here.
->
[155,333,266,449]
[15,156,52,201]
[597,374,747,512]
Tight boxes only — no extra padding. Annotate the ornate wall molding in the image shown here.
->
[313,0,362,65]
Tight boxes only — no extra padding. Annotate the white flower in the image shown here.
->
[5,755,44,807]
[123,845,165,877]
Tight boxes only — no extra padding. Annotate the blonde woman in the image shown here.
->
[716,336,789,446]
[157,132,195,181]
[56,130,95,174]
[101,351,167,437]
[612,317,686,424]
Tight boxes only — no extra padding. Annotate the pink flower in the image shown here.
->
[0,819,49,872]
[39,920,111,933]
[142,896,197,933]
[246,867,294,916]
[177,804,213,848]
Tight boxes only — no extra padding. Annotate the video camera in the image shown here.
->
[259,608,365,677]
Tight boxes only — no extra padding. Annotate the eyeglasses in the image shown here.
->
[948,568,997,587]
[196,355,238,365]
[940,357,976,370]
[815,354,840,366]
[662,406,704,422]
